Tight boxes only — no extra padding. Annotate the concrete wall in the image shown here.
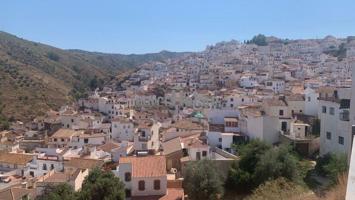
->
[131,176,167,196]
[111,121,134,141]
[305,87,319,117]
[319,100,350,156]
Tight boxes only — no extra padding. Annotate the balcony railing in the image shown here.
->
[279,130,316,141]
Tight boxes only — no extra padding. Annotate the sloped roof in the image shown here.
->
[162,137,182,155]
[0,152,33,165]
[65,158,104,169]
[120,156,166,178]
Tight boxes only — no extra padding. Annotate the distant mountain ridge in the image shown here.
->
[0,31,188,124]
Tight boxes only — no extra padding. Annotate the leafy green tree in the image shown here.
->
[237,139,271,171]
[247,34,268,46]
[89,76,104,91]
[36,183,76,200]
[227,141,301,192]
[315,153,348,184]
[227,140,271,190]
[253,145,299,185]
[46,52,60,61]
[183,160,224,200]
[77,168,125,200]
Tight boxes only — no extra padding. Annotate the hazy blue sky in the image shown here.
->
[1,0,355,54]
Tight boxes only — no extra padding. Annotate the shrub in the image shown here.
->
[245,177,306,200]
[227,141,301,192]
[183,160,224,200]
[315,153,348,184]
[47,52,60,61]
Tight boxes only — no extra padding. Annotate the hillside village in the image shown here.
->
[1,35,355,199]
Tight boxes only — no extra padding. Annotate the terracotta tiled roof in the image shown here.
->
[170,120,203,130]
[98,142,120,152]
[287,94,305,101]
[263,98,287,107]
[0,187,35,200]
[0,152,33,165]
[51,129,83,138]
[42,172,69,183]
[120,156,166,178]
[131,188,184,200]
[181,136,208,149]
[162,137,182,155]
[65,158,104,169]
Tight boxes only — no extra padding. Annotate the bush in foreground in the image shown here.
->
[183,159,224,200]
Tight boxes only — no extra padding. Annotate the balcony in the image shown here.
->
[279,130,316,141]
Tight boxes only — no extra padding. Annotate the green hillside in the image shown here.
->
[0,31,187,124]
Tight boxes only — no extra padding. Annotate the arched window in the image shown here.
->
[154,180,160,190]
[125,172,131,182]
[138,180,145,191]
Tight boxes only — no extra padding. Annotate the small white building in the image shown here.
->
[117,156,167,198]
[239,75,258,88]
[111,117,135,142]
[265,79,285,93]
[133,121,161,153]
[319,87,351,156]
[26,148,65,177]
[304,87,319,117]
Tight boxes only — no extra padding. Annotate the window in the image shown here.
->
[125,172,131,182]
[242,98,244,102]
[61,138,64,142]
[281,121,287,132]
[50,164,54,170]
[340,99,350,109]
[196,152,201,160]
[340,110,350,121]
[339,136,344,145]
[230,98,234,102]
[322,106,327,113]
[125,189,131,198]
[218,138,222,142]
[329,107,335,115]
[71,119,74,123]
[42,164,47,170]
[326,132,332,140]
[138,180,145,191]
[307,97,311,102]
[84,138,89,143]
[154,180,161,190]
[202,151,207,157]
[279,110,284,116]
